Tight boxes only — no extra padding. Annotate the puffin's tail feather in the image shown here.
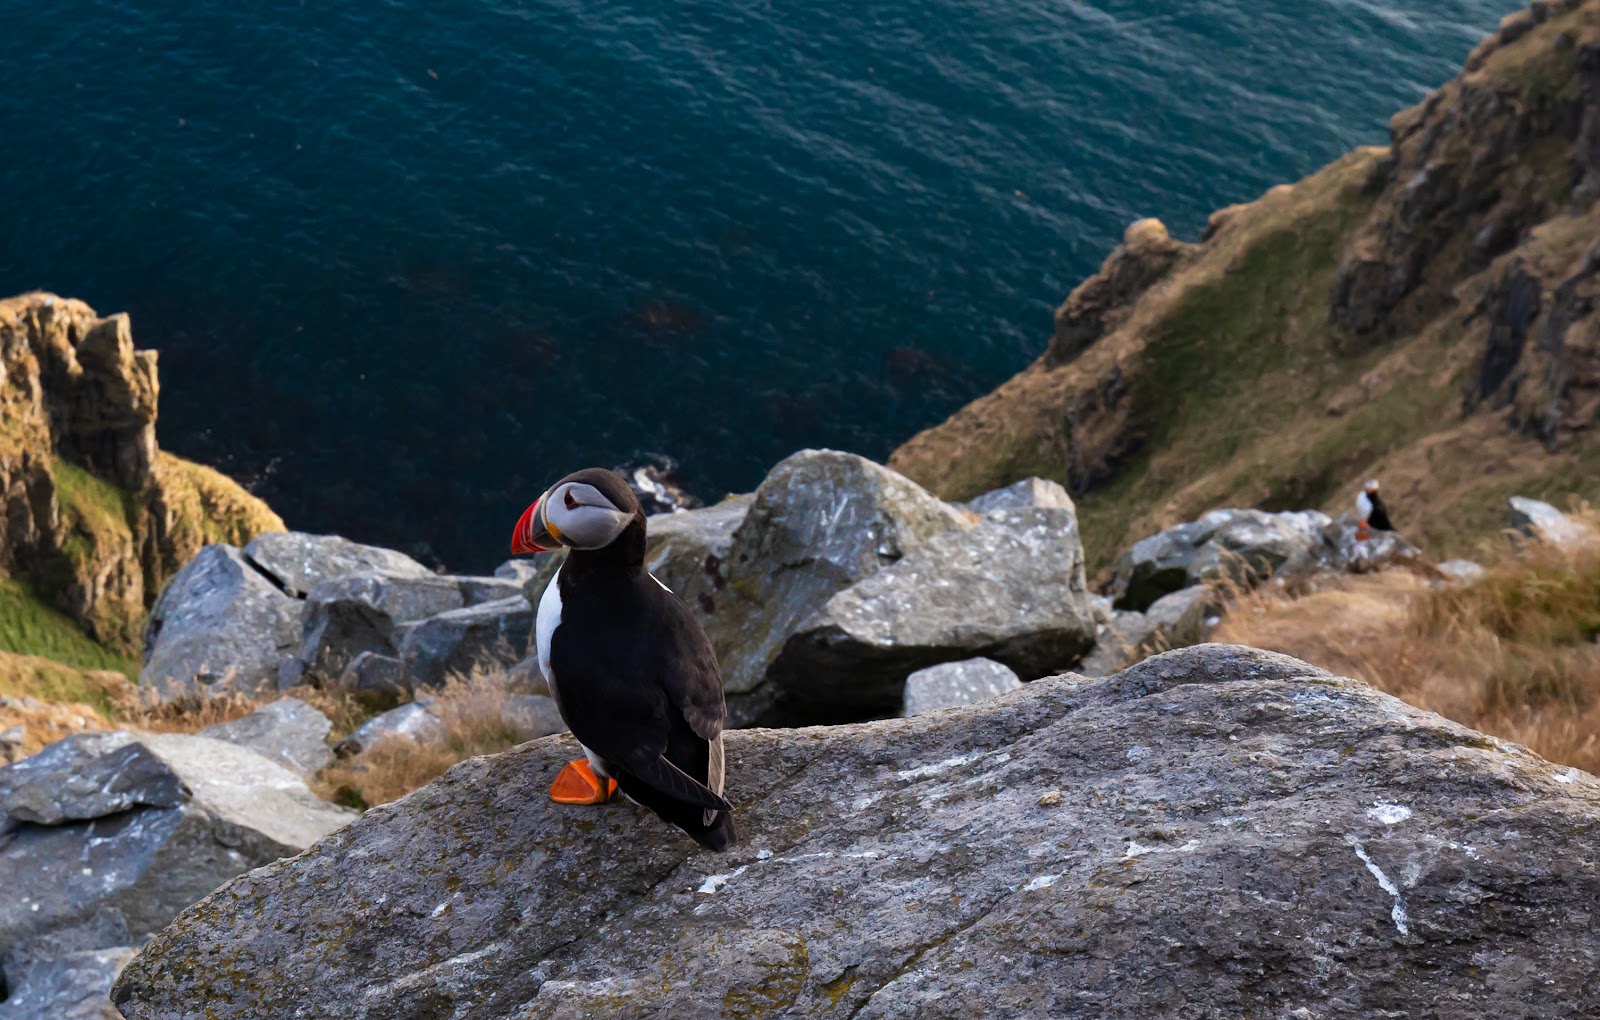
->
[616,774,739,852]
[693,811,738,853]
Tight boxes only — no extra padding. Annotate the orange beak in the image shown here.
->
[511,498,556,554]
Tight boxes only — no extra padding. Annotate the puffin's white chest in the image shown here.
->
[535,566,563,699]
[1356,491,1374,521]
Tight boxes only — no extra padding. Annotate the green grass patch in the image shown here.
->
[52,458,135,545]
[0,577,138,678]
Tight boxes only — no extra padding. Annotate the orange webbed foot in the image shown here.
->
[550,759,618,805]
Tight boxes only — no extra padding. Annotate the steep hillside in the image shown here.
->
[0,292,283,673]
[891,1,1600,573]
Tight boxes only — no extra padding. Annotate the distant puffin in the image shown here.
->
[511,468,736,851]
[1355,479,1394,540]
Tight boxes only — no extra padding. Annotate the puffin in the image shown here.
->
[510,467,737,851]
[1355,479,1394,540]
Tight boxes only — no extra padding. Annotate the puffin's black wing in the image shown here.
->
[647,581,727,743]
[1368,493,1395,532]
[547,575,731,813]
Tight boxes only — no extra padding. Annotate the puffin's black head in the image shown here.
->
[512,468,645,554]
[1364,479,1381,494]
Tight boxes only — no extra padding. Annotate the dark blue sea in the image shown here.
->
[1,0,1513,569]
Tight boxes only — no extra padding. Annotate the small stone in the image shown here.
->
[1038,790,1063,807]
[902,659,1024,717]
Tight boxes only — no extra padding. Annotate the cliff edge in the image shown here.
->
[891,0,1600,571]
[0,292,282,662]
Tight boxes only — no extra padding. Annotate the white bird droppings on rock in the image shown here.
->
[1348,837,1410,937]
[696,866,747,895]
[1366,803,1412,825]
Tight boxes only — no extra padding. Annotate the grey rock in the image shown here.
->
[643,494,753,617]
[335,652,410,703]
[0,725,24,763]
[455,577,525,607]
[902,658,1021,716]
[1508,496,1598,549]
[961,476,1076,516]
[1113,510,1331,610]
[1436,559,1487,584]
[112,645,1600,1020]
[1142,583,1210,650]
[687,451,969,722]
[0,912,135,1020]
[1110,520,1211,610]
[0,733,183,825]
[1186,509,1326,586]
[0,946,135,1020]
[491,559,544,587]
[397,597,534,690]
[334,702,445,757]
[198,698,333,778]
[1078,609,1153,678]
[499,656,551,698]
[242,532,435,599]
[502,694,566,742]
[139,544,301,701]
[0,732,352,958]
[770,506,1094,717]
[1088,594,1115,626]
[281,574,466,688]
[1294,518,1427,579]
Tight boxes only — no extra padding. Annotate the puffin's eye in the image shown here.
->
[563,491,578,510]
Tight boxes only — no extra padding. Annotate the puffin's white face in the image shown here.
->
[1364,479,1381,493]
[543,481,633,550]
[513,480,634,553]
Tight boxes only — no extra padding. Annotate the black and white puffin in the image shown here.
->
[510,468,736,851]
[1355,479,1394,540]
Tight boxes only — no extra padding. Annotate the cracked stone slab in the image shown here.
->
[112,645,1600,1020]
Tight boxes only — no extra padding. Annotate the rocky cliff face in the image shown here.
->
[110,645,1600,1020]
[0,293,282,655]
[891,0,1600,571]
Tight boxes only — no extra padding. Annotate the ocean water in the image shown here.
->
[1,0,1513,569]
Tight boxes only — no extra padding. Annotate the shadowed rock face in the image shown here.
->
[0,293,283,652]
[113,645,1600,1020]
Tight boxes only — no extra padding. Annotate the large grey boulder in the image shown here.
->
[1,732,352,1018]
[1508,496,1598,549]
[112,645,1600,1020]
[901,658,1021,716]
[961,476,1075,516]
[685,451,969,723]
[769,506,1095,717]
[1112,509,1329,610]
[242,532,435,598]
[643,494,753,615]
[198,698,333,778]
[396,597,534,690]
[279,574,467,689]
[139,545,300,700]
[1185,509,1328,586]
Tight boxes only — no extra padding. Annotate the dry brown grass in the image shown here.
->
[313,671,538,809]
[1216,522,1600,771]
[110,676,370,741]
